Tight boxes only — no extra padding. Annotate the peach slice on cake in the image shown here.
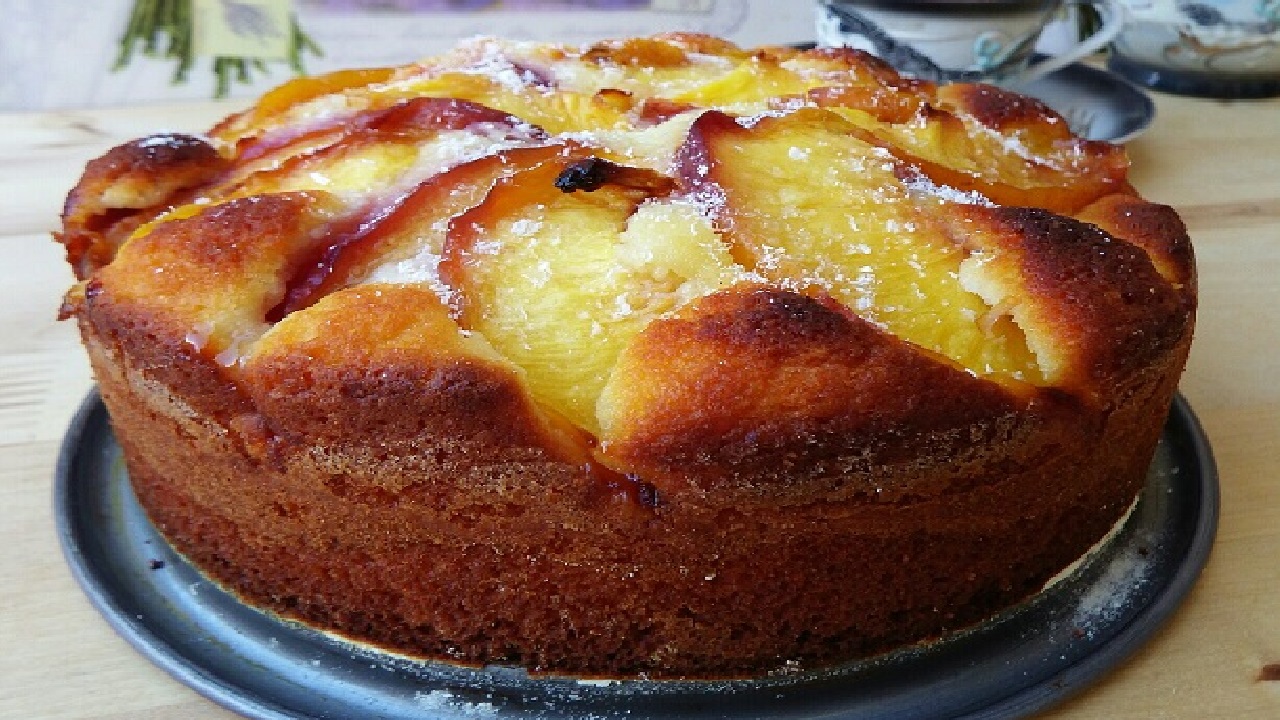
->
[361,46,632,136]
[939,204,1193,401]
[58,134,230,279]
[269,143,568,319]
[820,83,1130,215]
[538,35,753,102]
[210,66,399,147]
[219,96,543,189]
[675,108,1042,383]
[441,154,744,434]
[78,192,347,368]
[221,98,546,203]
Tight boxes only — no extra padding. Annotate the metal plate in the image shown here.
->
[1011,58,1157,144]
[56,390,1217,720]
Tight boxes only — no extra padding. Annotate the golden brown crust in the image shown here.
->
[242,284,588,460]
[84,192,341,361]
[944,205,1193,400]
[55,33,1195,678]
[1077,193,1197,293]
[58,134,228,279]
[599,286,1030,496]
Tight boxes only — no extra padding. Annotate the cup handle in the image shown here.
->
[1018,0,1125,83]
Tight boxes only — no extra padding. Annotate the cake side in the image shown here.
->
[77,295,1177,676]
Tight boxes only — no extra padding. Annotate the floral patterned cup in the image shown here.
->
[815,0,1123,84]
[1108,0,1280,97]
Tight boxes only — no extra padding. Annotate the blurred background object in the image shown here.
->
[0,0,814,111]
[1107,0,1280,97]
[814,0,1122,84]
[111,0,322,98]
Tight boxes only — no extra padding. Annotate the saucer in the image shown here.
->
[1011,59,1156,143]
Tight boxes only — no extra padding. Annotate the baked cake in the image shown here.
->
[56,34,1195,678]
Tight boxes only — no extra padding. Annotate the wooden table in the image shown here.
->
[1,91,1277,719]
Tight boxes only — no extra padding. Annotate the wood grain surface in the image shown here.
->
[1,91,1277,719]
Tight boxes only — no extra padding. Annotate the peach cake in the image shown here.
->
[55,34,1195,678]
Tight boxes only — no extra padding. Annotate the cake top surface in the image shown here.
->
[58,33,1194,482]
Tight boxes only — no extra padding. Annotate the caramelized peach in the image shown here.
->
[274,143,567,318]
[58,134,229,278]
[675,109,1041,381]
[211,67,398,145]
[222,97,545,201]
[443,154,742,432]
[827,84,1129,214]
[86,192,345,365]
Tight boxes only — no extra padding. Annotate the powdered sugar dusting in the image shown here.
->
[960,113,1084,174]
[406,130,523,184]
[361,247,453,302]
[901,171,996,207]
[459,37,548,94]
[413,689,499,717]
[1041,495,1142,594]
[559,111,703,173]
[1068,525,1156,637]
[737,96,816,128]
[680,181,727,222]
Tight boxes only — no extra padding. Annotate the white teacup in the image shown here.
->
[815,0,1124,84]
[1107,0,1280,97]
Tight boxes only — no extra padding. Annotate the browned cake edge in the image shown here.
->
[71,274,1191,677]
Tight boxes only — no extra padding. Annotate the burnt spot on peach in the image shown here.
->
[554,157,676,194]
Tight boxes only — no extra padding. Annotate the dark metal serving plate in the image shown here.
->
[56,390,1217,720]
